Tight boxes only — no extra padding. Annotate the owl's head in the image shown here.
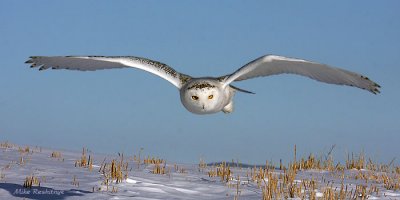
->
[180,80,226,114]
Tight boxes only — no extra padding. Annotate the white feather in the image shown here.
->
[223,55,380,94]
[26,56,191,89]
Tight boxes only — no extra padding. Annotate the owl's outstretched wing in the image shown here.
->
[222,55,380,94]
[26,56,192,89]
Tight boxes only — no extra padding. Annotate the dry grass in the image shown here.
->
[17,147,32,167]
[152,162,168,175]
[200,145,400,200]
[381,173,400,191]
[198,157,207,172]
[174,164,186,174]
[0,141,14,149]
[232,175,241,200]
[71,175,79,187]
[0,171,5,181]
[75,147,93,171]
[2,141,399,198]
[208,162,232,182]
[346,152,365,170]
[133,147,144,169]
[138,156,170,175]
[23,175,40,188]
[144,156,164,165]
[51,151,63,161]
[18,146,31,154]
[98,153,129,192]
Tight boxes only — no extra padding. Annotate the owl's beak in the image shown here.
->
[202,104,205,110]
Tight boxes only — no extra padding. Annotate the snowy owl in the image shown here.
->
[26,55,380,115]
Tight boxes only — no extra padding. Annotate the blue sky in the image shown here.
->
[1,1,399,165]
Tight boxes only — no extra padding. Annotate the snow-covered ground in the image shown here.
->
[1,143,399,199]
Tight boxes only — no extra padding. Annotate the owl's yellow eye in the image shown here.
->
[191,96,199,100]
[208,95,213,99]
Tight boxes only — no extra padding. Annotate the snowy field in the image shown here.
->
[1,142,399,200]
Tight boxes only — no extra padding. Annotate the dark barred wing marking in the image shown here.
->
[26,56,192,88]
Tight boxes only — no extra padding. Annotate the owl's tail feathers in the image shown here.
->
[229,85,255,94]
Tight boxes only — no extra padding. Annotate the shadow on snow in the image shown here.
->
[0,183,91,200]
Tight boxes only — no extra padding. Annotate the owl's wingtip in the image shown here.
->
[371,87,381,95]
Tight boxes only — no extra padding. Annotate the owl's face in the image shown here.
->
[180,80,227,114]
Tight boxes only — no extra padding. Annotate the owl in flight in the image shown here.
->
[26,54,380,114]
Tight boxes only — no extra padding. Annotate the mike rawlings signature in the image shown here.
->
[14,188,64,195]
